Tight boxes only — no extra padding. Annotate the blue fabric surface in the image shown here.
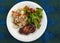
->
[0,0,60,43]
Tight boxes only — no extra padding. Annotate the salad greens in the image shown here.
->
[25,7,43,29]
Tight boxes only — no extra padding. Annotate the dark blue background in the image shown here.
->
[0,0,60,43]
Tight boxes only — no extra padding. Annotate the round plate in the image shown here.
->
[6,1,47,42]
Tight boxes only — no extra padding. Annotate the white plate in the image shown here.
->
[6,1,47,42]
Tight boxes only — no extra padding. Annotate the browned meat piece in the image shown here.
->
[30,25,36,33]
[19,24,36,35]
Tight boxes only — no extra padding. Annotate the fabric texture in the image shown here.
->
[0,0,60,43]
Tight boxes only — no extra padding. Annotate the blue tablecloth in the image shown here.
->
[0,0,60,43]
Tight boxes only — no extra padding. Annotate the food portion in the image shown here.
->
[19,24,36,35]
[11,6,43,35]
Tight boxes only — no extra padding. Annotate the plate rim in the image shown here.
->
[6,1,47,42]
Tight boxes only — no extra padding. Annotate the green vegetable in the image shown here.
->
[36,8,43,19]
[26,8,43,29]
